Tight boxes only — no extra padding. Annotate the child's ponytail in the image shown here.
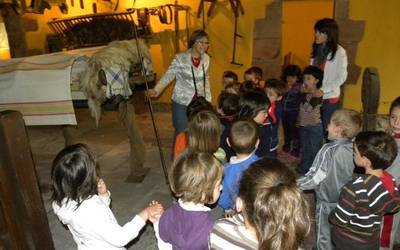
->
[239,158,310,250]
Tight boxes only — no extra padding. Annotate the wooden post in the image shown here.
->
[119,101,149,183]
[0,110,54,249]
[0,5,27,58]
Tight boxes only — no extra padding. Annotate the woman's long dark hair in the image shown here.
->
[51,144,98,208]
[311,18,339,61]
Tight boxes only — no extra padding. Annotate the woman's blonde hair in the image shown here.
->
[239,158,311,250]
[169,152,223,204]
[188,110,221,154]
[330,109,362,139]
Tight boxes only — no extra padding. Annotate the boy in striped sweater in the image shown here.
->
[330,131,400,250]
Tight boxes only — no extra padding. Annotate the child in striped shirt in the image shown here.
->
[330,131,400,250]
[210,158,311,250]
[297,66,324,174]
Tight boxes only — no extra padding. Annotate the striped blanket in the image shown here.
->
[0,52,93,126]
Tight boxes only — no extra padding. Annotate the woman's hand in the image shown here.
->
[147,89,159,98]
[313,89,324,98]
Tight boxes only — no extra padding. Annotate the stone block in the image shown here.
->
[252,58,281,79]
[22,17,39,32]
[334,0,350,19]
[254,19,281,39]
[345,64,361,85]
[341,41,357,59]
[253,38,280,59]
[337,20,365,42]
[265,0,282,20]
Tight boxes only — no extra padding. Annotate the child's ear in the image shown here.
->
[236,197,244,212]
[226,138,231,148]
[362,156,372,169]
[277,95,283,101]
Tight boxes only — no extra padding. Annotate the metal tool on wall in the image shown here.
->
[197,0,244,65]
[229,0,244,65]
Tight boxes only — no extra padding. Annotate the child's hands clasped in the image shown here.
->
[138,200,164,223]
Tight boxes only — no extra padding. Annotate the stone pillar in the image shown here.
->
[252,0,282,79]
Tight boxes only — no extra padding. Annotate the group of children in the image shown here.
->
[51,63,400,249]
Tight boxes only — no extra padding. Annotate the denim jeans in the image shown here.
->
[298,123,323,174]
[172,100,188,150]
[321,100,340,132]
[282,110,300,155]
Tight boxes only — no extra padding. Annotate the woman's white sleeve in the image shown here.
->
[154,55,180,95]
[321,48,348,94]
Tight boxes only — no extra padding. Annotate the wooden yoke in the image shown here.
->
[0,110,54,249]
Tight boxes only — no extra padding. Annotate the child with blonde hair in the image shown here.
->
[210,158,311,249]
[155,152,224,250]
[297,109,362,250]
[173,97,214,159]
[51,144,163,249]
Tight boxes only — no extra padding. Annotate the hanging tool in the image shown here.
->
[229,0,244,66]
[197,0,215,30]
[174,0,179,52]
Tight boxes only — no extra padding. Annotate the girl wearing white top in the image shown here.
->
[51,144,163,250]
[311,18,348,131]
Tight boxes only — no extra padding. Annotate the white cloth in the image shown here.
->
[311,45,348,100]
[154,49,211,106]
[52,193,145,250]
[103,66,132,99]
[0,53,82,125]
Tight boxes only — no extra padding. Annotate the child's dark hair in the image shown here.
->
[239,80,258,94]
[224,83,240,95]
[312,18,339,61]
[264,78,289,97]
[239,158,310,250]
[223,70,238,82]
[188,29,208,48]
[303,66,324,89]
[281,64,302,82]
[354,131,398,170]
[389,96,400,115]
[218,92,239,116]
[51,144,98,208]
[244,66,263,79]
[186,96,214,121]
[169,152,223,204]
[237,90,270,120]
[229,119,259,154]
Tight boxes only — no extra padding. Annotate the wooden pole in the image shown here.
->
[0,5,27,58]
[0,110,54,249]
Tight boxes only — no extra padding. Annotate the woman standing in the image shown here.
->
[311,18,348,131]
[148,30,211,147]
